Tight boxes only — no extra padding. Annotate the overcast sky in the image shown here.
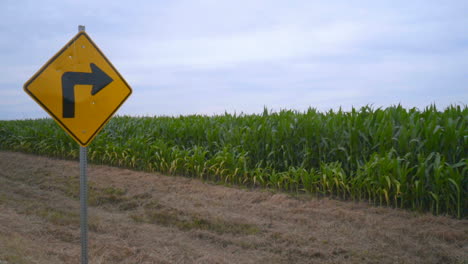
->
[1,0,467,120]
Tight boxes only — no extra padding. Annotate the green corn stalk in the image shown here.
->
[1,105,466,217]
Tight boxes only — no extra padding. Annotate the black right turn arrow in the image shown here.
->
[61,63,113,118]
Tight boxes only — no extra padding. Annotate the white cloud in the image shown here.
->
[114,22,363,73]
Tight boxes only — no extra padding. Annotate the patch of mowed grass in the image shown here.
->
[16,201,79,226]
[0,194,6,205]
[118,192,152,211]
[36,207,79,226]
[24,203,101,231]
[89,186,127,206]
[0,232,66,263]
[48,177,129,207]
[57,179,148,212]
[4,167,145,213]
[131,201,259,235]
[1,255,29,264]
[0,178,101,231]
[0,236,34,264]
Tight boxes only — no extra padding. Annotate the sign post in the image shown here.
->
[78,25,89,264]
[23,25,132,264]
[80,145,88,264]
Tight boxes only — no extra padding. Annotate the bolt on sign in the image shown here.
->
[24,31,132,146]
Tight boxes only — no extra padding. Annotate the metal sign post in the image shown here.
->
[80,145,88,264]
[79,25,88,264]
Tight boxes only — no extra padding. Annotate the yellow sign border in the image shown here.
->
[24,32,132,146]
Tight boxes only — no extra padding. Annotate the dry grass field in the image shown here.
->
[0,151,466,264]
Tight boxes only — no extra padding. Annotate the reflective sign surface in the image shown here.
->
[24,32,132,146]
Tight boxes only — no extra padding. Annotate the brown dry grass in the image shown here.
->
[0,151,466,264]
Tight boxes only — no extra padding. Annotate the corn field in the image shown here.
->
[1,105,467,218]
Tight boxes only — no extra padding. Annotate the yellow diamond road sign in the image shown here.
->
[24,31,132,146]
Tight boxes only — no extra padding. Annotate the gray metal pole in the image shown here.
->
[78,25,88,264]
[79,146,88,264]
